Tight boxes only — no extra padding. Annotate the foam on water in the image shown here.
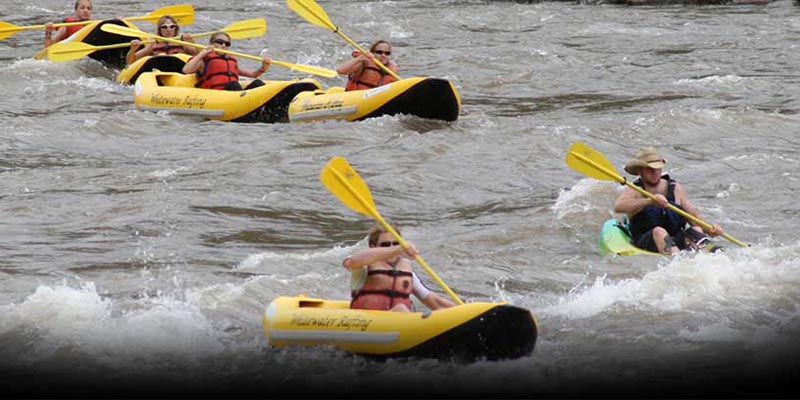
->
[0,280,226,369]
[542,242,800,341]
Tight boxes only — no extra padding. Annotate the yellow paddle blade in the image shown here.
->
[45,42,98,62]
[126,4,195,25]
[46,41,134,62]
[565,141,623,183]
[320,157,377,219]
[286,0,336,31]
[0,21,22,40]
[34,47,48,60]
[217,18,267,39]
[190,18,268,40]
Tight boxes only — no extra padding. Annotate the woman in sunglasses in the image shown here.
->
[343,224,455,312]
[336,39,399,91]
[126,15,198,65]
[182,32,271,91]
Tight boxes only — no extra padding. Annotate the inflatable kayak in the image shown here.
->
[36,19,142,67]
[287,77,461,123]
[133,71,322,123]
[117,53,192,85]
[262,295,538,362]
[598,218,660,256]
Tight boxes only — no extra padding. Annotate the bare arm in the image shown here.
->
[44,24,68,48]
[182,47,213,74]
[180,34,199,56]
[420,292,455,310]
[343,242,418,270]
[238,57,270,78]
[336,53,367,76]
[126,40,153,65]
[673,183,723,236]
[614,186,662,217]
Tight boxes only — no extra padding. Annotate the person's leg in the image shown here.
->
[244,79,265,90]
[224,81,243,91]
[390,303,411,312]
[652,226,679,254]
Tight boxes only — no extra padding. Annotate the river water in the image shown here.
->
[2,0,800,397]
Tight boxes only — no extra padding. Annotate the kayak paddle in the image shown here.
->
[565,141,748,247]
[47,18,267,62]
[286,0,400,80]
[101,23,337,78]
[320,156,464,305]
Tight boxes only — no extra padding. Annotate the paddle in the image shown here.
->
[320,156,464,305]
[286,0,401,80]
[565,141,748,248]
[47,18,268,62]
[101,23,337,78]
[0,4,195,41]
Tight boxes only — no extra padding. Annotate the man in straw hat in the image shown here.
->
[614,146,723,254]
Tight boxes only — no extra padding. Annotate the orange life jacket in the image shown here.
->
[345,51,398,91]
[152,42,185,55]
[63,16,85,38]
[196,52,239,90]
[350,264,414,311]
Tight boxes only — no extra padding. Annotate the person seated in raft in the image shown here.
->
[343,224,456,312]
[126,15,198,65]
[614,146,724,255]
[336,39,398,91]
[181,32,271,91]
[44,0,93,48]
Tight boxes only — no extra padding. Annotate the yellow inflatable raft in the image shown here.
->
[36,19,143,67]
[287,77,461,123]
[263,295,538,361]
[117,54,192,85]
[133,71,322,123]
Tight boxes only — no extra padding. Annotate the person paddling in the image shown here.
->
[343,224,455,312]
[614,147,724,255]
[44,0,92,48]
[336,39,398,91]
[125,15,197,65]
[181,32,271,91]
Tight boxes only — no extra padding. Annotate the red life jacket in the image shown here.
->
[345,51,398,91]
[152,42,185,55]
[196,52,239,90]
[350,264,414,311]
[62,16,85,38]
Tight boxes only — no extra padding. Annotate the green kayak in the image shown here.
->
[598,218,661,256]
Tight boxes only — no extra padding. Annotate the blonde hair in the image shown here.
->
[74,0,92,10]
[367,224,400,247]
[369,40,391,53]
[209,32,231,43]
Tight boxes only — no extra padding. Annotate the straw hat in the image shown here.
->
[624,147,666,175]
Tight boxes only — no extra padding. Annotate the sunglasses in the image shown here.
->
[378,241,400,247]
[373,50,391,56]
[160,24,177,30]
[212,39,231,47]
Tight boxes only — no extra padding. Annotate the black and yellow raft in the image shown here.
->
[287,77,461,123]
[133,71,322,123]
[117,53,191,85]
[262,295,538,361]
[36,19,142,67]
